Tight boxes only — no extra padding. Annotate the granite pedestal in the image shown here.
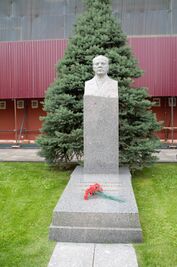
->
[84,94,118,174]
[49,166,142,243]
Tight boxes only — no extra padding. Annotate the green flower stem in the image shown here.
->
[96,191,125,202]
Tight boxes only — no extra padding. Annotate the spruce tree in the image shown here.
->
[37,0,160,170]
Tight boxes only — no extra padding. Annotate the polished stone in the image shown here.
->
[49,166,142,243]
[84,95,118,174]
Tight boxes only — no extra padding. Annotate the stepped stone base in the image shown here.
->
[49,166,142,243]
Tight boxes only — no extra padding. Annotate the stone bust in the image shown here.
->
[84,55,118,98]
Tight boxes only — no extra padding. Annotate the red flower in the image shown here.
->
[84,183,103,200]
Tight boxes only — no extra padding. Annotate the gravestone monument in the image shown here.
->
[84,55,118,174]
[49,55,142,243]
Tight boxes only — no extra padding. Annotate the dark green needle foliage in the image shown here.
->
[37,0,160,170]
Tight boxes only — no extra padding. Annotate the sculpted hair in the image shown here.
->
[92,55,109,64]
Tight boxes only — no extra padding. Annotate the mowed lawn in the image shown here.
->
[133,163,177,267]
[0,162,70,267]
[0,162,177,267]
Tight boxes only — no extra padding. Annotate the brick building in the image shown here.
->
[0,0,177,144]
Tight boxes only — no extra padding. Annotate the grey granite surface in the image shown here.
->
[84,95,118,174]
[48,243,94,267]
[48,243,138,267]
[49,166,142,243]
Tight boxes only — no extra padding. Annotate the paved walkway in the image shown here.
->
[156,149,177,162]
[0,148,177,162]
[48,243,138,267]
[0,148,44,162]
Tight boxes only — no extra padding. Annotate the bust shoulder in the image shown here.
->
[85,77,95,85]
[85,76,117,85]
[84,76,118,98]
[106,76,118,86]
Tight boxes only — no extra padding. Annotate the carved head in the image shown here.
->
[92,55,109,77]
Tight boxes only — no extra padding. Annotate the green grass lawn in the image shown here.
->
[0,162,177,267]
[0,162,70,267]
[133,163,177,267]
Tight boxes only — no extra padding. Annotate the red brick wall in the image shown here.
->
[0,99,46,141]
[1,97,177,142]
[152,97,177,140]
[0,100,14,139]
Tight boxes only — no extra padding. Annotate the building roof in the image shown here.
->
[129,36,177,96]
[0,37,177,99]
[0,39,67,99]
[1,0,177,41]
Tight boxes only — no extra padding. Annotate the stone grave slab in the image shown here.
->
[49,166,142,243]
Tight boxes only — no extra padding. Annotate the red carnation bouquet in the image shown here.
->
[84,183,125,202]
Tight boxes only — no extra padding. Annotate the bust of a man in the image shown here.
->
[84,55,118,98]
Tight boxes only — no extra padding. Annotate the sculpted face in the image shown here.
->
[93,56,109,77]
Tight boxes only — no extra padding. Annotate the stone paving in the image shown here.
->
[0,148,44,162]
[0,148,177,162]
[156,149,177,162]
[48,243,138,267]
